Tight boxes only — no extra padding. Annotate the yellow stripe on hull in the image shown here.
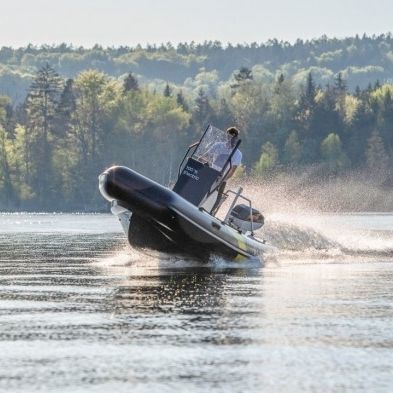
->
[234,234,249,261]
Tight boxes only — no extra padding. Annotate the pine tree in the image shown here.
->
[366,129,390,175]
[334,72,346,94]
[176,90,189,112]
[296,72,316,142]
[214,98,235,130]
[345,100,375,165]
[305,72,316,104]
[25,63,63,206]
[193,88,212,127]
[298,73,316,118]
[123,72,139,93]
[55,78,76,136]
[163,83,172,97]
[274,73,285,94]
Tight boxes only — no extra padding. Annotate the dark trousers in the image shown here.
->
[211,181,226,214]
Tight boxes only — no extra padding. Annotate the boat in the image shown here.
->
[98,125,273,261]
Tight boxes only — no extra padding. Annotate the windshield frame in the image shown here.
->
[191,125,241,174]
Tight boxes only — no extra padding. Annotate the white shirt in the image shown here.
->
[208,142,242,170]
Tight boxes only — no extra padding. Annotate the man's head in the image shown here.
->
[226,127,239,147]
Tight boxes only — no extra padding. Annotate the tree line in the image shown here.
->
[2,34,393,102]
[0,63,392,211]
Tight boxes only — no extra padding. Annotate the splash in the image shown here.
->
[238,169,393,214]
[95,171,393,269]
[228,172,393,261]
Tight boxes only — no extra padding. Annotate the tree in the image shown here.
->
[55,78,76,137]
[334,72,346,95]
[296,72,316,140]
[345,98,375,165]
[231,67,253,93]
[193,88,213,127]
[320,133,348,171]
[213,98,235,130]
[163,82,172,97]
[70,70,122,207]
[123,72,139,93]
[303,72,316,108]
[176,90,189,112]
[308,85,343,160]
[234,67,253,83]
[274,73,285,95]
[378,89,393,153]
[283,131,302,165]
[270,76,296,148]
[253,142,278,176]
[25,63,63,206]
[0,97,18,208]
[366,129,390,175]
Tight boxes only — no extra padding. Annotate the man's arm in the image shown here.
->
[224,149,242,180]
[224,165,238,180]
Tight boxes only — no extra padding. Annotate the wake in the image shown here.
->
[261,212,393,263]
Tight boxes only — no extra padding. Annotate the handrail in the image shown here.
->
[224,187,243,223]
[223,189,255,235]
[176,142,198,178]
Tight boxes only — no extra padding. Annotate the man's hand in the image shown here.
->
[226,165,238,180]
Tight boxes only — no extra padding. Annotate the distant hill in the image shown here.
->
[1,34,393,102]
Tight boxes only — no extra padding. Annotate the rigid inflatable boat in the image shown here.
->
[99,125,273,261]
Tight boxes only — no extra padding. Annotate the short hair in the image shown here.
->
[227,127,239,137]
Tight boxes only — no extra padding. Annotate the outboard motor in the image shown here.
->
[228,204,264,233]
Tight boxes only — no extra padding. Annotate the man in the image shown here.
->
[208,126,242,178]
[207,127,242,214]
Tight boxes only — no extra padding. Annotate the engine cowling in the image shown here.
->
[228,204,264,233]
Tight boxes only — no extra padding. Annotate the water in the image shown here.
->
[0,212,393,393]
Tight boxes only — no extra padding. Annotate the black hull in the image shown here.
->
[128,213,239,261]
[99,166,267,260]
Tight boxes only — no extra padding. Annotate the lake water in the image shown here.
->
[0,212,392,393]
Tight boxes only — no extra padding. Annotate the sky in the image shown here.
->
[1,0,393,48]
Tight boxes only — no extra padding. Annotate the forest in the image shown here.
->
[0,35,393,211]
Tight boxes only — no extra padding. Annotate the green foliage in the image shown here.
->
[163,82,172,97]
[370,84,393,106]
[253,142,278,176]
[193,88,213,127]
[284,131,302,165]
[366,129,390,175]
[1,44,393,210]
[320,133,348,171]
[3,35,393,102]
[123,72,139,93]
[25,64,64,207]
[184,69,219,98]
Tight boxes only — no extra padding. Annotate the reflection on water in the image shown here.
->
[0,214,392,392]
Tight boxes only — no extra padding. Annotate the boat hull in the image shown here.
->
[99,166,270,260]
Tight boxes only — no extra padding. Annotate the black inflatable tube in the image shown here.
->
[100,166,175,221]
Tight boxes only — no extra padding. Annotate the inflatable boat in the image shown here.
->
[99,125,273,261]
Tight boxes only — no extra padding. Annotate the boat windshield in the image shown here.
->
[192,125,237,172]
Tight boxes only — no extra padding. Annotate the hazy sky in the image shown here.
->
[1,0,393,47]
